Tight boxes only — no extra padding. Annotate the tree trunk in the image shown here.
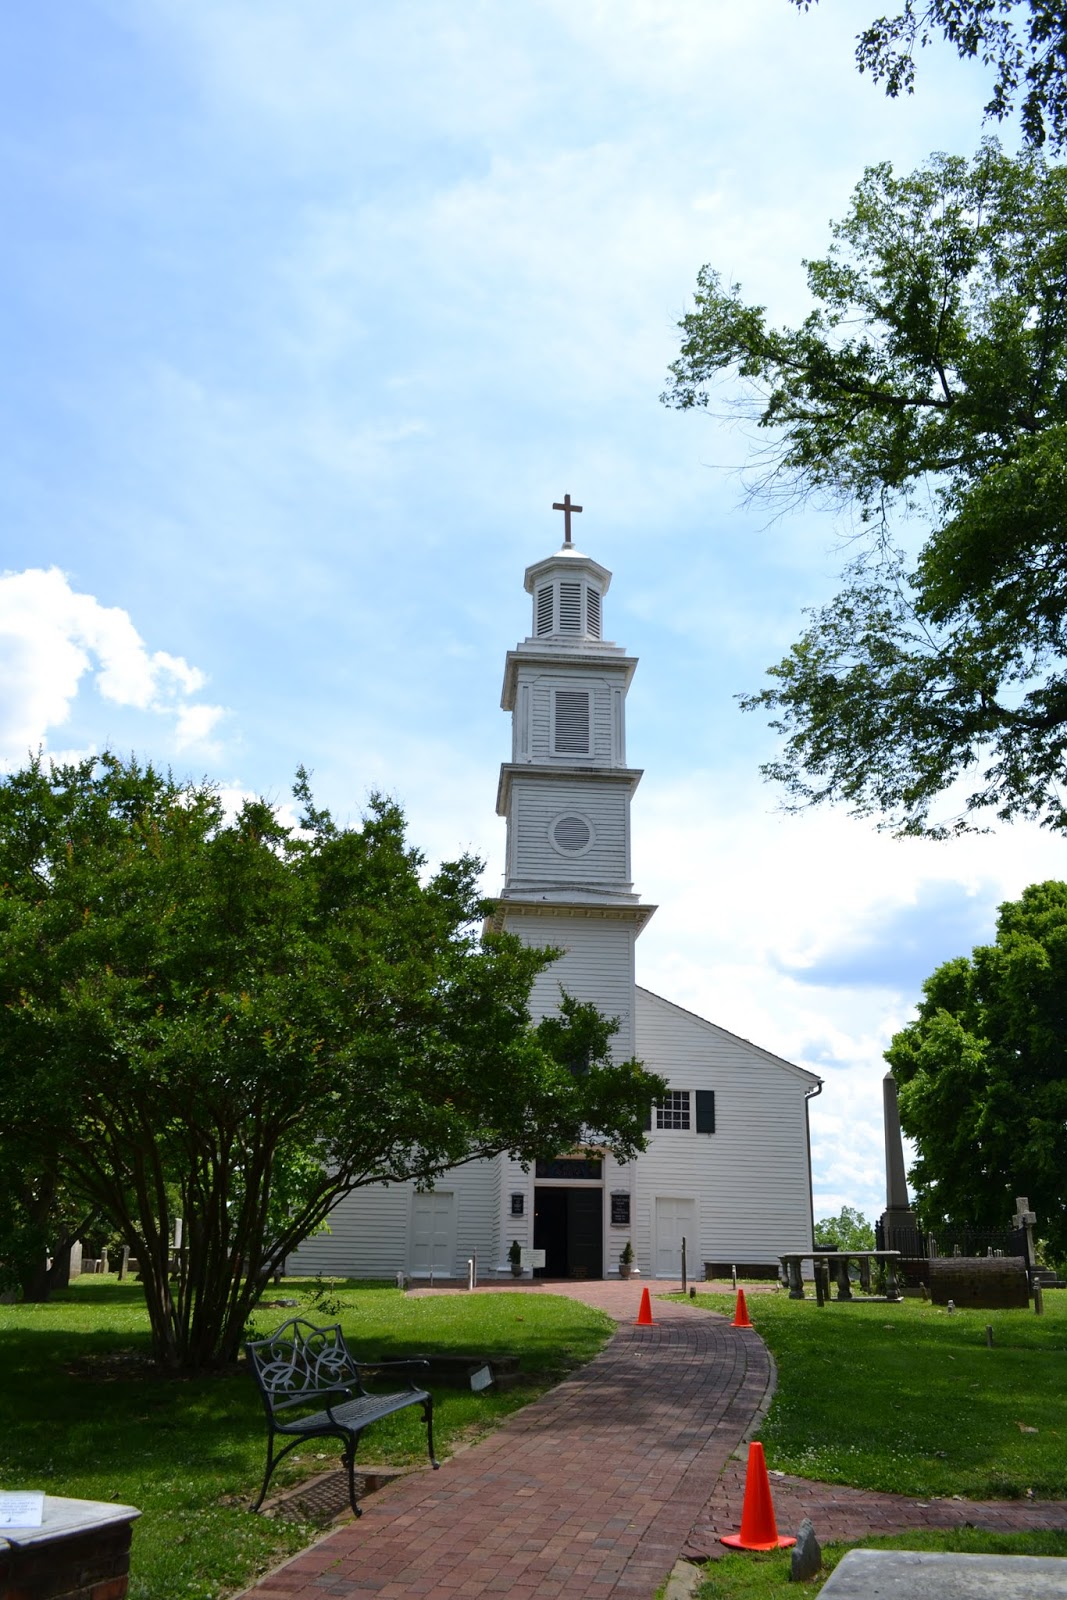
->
[19,1240,74,1302]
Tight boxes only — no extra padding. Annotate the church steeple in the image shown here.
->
[493,507,653,924]
[524,544,612,645]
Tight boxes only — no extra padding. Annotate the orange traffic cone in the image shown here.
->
[720,1442,796,1551]
[732,1288,752,1328]
[634,1286,656,1326]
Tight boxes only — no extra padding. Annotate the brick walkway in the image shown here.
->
[239,1282,1067,1599]
[686,1459,1067,1561]
[238,1283,772,1599]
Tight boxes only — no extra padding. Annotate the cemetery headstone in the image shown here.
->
[930,1257,1028,1309]
[790,1518,822,1582]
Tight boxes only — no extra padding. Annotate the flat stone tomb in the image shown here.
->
[779,1251,902,1301]
[820,1548,1067,1598]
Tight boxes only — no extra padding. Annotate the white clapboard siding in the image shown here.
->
[498,1154,532,1270]
[287,1182,411,1279]
[452,1158,500,1278]
[508,778,630,889]
[522,671,627,763]
[633,987,819,1272]
[503,911,636,1058]
[287,1158,503,1280]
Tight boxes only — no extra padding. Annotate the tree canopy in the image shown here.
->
[887,880,1067,1258]
[664,142,1067,836]
[813,1206,875,1252]
[0,754,665,1366]
[789,1,1067,148]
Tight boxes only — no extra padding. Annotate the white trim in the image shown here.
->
[548,811,595,857]
[550,687,592,757]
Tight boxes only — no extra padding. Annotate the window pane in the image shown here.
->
[656,1091,691,1130]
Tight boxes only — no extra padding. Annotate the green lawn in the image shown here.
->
[693,1529,1067,1599]
[680,1289,1067,1600]
[0,1277,613,1600]
[5,1279,1065,1600]
[686,1289,1067,1501]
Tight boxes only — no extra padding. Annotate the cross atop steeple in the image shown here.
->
[552,493,583,544]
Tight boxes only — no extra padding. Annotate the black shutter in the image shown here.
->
[642,1100,653,1132]
[695,1090,716,1134]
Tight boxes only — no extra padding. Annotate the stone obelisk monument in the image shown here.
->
[880,1070,918,1245]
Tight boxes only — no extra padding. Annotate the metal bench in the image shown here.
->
[245,1317,439,1516]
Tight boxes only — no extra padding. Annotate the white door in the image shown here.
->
[654,1197,696,1278]
[410,1191,456,1276]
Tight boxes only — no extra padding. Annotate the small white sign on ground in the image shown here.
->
[519,1249,546,1269]
[0,1491,45,1528]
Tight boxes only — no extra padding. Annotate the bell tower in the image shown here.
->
[489,504,655,1060]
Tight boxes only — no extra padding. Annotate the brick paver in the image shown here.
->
[238,1283,771,1599]
[239,1281,1067,1599]
[686,1459,1067,1561]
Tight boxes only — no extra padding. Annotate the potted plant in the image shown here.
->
[619,1240,635,1280]
[508,1240,523,1277]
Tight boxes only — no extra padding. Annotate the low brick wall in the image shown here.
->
[929,1255,1029,1309]
[0,1497,138,1600]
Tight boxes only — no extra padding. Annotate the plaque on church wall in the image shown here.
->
[610,1192,631,1225]
[510,1193,524,1216]
[535,1157,603,1181]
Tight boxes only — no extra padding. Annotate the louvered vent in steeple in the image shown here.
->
[559,582,581,631]
[586,587,601,638]
[536,586,553,636]
[554,689,590,754]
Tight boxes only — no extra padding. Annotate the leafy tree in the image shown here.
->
[0,1150,98,1302]
[0,754,665,1367]
[887,880,1067,1257]
[788,2,1067,149]
[813,1206,875,1251]
[664,142,1067,836]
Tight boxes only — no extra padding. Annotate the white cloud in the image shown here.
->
[174,703,226,749]
[627,767,1067,1223]
[0,568,225,764]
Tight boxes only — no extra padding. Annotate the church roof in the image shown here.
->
[635,985,822,1087]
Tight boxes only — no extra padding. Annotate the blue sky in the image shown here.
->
[3,0,1064,1225]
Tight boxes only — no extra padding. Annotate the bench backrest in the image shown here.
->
[245,1318,366,1407]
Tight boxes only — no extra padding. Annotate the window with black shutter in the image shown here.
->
[695,1090,716,1134]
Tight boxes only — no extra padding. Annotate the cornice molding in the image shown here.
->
[496,763,643,817]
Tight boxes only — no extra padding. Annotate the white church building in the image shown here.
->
[290,520,820,1282]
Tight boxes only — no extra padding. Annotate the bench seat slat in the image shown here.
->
[278,1388,433,1436]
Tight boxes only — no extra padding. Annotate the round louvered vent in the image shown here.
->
[550,814,593,855]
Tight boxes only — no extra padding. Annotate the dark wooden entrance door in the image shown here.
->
[533,1187,603,1278]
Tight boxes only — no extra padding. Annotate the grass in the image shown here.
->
[684,1289,1067,1501]
[692,1528,1067,1598]
[0,1276,613,1600]
[676,1288,1067,1600]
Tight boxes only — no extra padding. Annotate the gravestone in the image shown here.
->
[820,1549,1067,1597]
[790,1518,822,1581]
[929,1255,1028,1309]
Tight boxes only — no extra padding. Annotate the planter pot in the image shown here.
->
[510,1264,523,1277]
[619,1264,633,1280]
